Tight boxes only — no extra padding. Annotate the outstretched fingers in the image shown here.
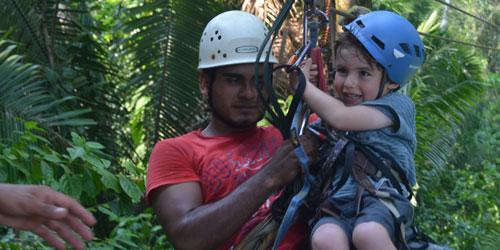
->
[45,219,87,250]
[34,186,97,226]
[65,212,94,241]
[31,224,67,250]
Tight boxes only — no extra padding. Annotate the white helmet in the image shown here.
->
[197,10,278,70]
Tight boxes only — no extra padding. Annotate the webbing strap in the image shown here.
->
[271,102,314,250]
[373,147,414,199]
[283,66,307,126]
[356,145,405,196]
[378,197,410,250]
[256,0,296,139]
[330,142,355,195]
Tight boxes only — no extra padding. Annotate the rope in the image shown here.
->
[330,7,499,51]
[419,32,499,51]
[434,0,500,30]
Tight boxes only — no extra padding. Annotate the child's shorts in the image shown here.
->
[311,188,413,247]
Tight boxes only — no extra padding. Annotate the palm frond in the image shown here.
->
[0,41,95,143]
[113,0,237,148]
[2,0,48,63]
[405,12,487,182]
[0,1,131,161]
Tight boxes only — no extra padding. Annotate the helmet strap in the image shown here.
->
[376,69,388,99]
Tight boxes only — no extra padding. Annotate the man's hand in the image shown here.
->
[0,184,96,250]
[263,132,320,188]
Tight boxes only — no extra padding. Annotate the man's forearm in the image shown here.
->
[163,167,282,250]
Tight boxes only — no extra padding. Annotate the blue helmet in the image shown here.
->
[344,10,425,86]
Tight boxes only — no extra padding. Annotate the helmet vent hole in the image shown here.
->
[399,43,410,54]
[215,30,218,35]
[218,50,221,54]
[211,54,215,60]
[356,20,365,28]
[414,45,421,57]
[218,35,222,40]
[210,37,214,42]
[223,53,227,58]
[371,35,385,50]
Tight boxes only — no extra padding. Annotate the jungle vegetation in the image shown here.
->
[0,0,498,249]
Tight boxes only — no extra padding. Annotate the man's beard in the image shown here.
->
[212,108,264,129]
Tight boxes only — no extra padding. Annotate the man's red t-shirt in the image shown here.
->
[146,126,309,250]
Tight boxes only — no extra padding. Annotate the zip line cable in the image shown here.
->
[418,32,499,51]
[434,0,500,30]
[331,8,499,51]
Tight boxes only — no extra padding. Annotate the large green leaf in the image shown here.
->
[118,174,142,203]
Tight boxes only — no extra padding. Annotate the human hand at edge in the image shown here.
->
[0,184,97,250]
[300,58,318,85]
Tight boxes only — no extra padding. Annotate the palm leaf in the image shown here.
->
[0,41,95,143]
[113,0,237,149]
[407,11,487,183]
[0,1,136,164]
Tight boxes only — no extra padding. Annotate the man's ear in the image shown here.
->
[199,73,210,97]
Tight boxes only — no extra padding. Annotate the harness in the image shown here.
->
[301,124,414,250]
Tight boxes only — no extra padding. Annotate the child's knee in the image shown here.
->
[311,223,349,250]
[352,221,389,244]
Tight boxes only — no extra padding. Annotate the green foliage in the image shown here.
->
[415,160,500,249]
[0,227,52,249]
[369,2,499,249]
[0,40,96,140]
[0,0,497,249]
[0,121,141,205]
[414,73,500,249]
[0,120,144,248]
[89,207,171,250]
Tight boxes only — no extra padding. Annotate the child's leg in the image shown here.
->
[353,190,413,250]
[311,223,349,250]
[353,221,396,250]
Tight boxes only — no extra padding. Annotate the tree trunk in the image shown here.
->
[324,0,371,89]
[336,0,371,13]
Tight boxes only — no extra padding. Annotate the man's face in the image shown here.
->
[208,63,267,129]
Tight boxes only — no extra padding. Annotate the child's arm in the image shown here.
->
[298,59,394,131]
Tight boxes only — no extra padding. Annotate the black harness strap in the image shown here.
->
[356,145,405,196]
[255,0,297,139]
[330,141,355,196]
[358,144,414,199]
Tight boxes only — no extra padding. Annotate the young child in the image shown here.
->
[295,10,425,250]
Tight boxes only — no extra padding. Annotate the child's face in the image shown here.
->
[334,47,395,106]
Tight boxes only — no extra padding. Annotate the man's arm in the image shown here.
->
[150,135,319,250]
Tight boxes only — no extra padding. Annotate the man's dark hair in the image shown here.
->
[202,68,217,112]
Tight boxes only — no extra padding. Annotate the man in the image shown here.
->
[0,183,96,250]
[146,10,319,250]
